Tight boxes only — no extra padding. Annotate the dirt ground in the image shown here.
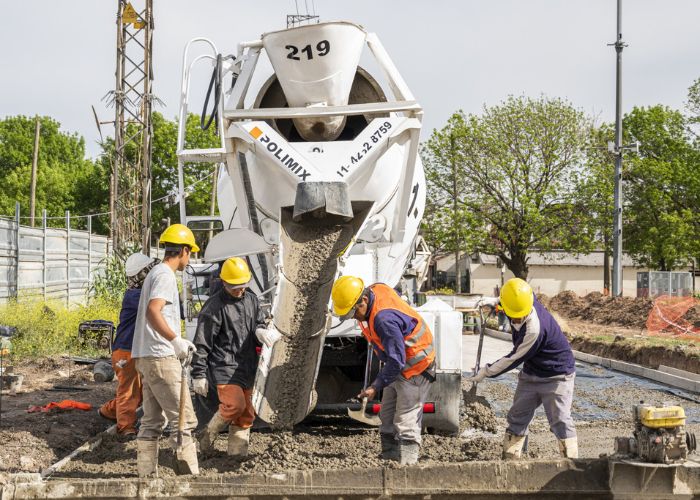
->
[0,357,114,475]
[51,363,700,479]
[539,291,700,373]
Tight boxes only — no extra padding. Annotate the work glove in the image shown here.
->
[170,336,196,361]
[465,368,488,383]
[192,378,208,396]
[255,326,282,348]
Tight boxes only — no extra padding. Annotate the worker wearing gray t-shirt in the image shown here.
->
[132,224,200,478]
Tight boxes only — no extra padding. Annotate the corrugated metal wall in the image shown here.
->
[0,218,110,305]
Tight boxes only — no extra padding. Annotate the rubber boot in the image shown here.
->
[136,439,159,478]
[175,436,200,475]
[558,437,579,459]
[398,439,420,466]
[502,432,527,459]
[198,411,229,455]
[380,433,399,461]
[227,425,250,457]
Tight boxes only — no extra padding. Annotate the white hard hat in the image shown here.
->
[125,253,156,277]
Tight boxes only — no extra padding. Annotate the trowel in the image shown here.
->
[348,344,380,426]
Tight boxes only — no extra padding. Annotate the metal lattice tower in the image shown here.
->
[106,0,154,255]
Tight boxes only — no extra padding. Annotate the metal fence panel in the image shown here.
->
[0,216,110,305]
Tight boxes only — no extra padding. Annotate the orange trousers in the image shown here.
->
[99,349,142,435]
[217,384,255,429]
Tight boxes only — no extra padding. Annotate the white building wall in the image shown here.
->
[469,262,644,298]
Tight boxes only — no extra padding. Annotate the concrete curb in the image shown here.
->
[483,328,700,394]
[3,459,699,499]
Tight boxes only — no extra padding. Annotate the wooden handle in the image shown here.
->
[178,367,187,433]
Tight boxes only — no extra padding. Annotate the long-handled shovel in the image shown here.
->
[175,350,195,474]
[348,344,380,426]
[466,303,497,400]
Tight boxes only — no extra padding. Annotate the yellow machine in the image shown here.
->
[615,404,696,464]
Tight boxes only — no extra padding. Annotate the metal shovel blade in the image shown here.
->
[347,397,380,426]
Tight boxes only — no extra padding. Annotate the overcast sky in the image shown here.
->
[2,0,699,158]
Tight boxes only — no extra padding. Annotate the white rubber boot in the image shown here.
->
[227,425,250,457]
[136,439,159,478]
[198,411,229,454]
[502,432,526,459]
[558,437,579,458]
[398,440,420,465]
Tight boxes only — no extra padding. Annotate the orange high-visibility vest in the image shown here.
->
[359,283,435,379]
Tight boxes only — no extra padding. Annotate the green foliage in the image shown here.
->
[0,298,120,359]
[423,96,594,279]
[426,287,456,295]
[89,254,128,307]
[0,116,109,230]
[622,105,700,270]
[149,112,220,245]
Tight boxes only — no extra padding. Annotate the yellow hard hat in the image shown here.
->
[331,275,365,318]
[159,223,200,253]
[499,278,534,318]
[220,257,251,285]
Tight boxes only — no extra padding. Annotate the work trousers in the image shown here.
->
[99,349,142,434]
[379,373,431,444]
[217,384,255,428]
[506,371,576,439]
[134,356,197,441]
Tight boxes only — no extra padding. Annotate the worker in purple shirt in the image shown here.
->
[467,278,578,459]
[331,276,435,465]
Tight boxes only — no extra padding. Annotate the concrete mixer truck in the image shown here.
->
[175,21,463,434]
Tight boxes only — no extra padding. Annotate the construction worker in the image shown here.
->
[98,252,159,436]
[192,257,280,457]
[331,276,436,466]
[131,224,200,477]
[467,278,578,459]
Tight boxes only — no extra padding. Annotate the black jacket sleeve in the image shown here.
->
[191,299,222,380]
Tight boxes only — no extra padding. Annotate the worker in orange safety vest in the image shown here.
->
[331,276,435,465]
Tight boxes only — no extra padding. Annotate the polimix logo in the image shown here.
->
[249,126,311,181]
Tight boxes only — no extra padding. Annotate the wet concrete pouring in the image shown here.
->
[43,358,700,480]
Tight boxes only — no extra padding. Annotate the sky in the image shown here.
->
[1,0,699,158]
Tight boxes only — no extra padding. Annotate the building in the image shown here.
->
[431,251,651,298]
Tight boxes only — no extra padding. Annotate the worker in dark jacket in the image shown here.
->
[99,253,159,435]
[331,276,435,465]
[192,257,280,456]
[467,278,577,459]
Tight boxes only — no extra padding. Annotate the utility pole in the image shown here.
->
[450,133,461,294]
[29,116,40,227]
[610,0,626,297]
[107,0,155,256]
[609,0,639,297]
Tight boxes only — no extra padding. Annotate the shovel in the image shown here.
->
[466,303,496,400]
[348,344,380,426]
[175,349,195,474]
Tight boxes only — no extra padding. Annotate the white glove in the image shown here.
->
[466,368,488,383]
[255,327,282,348]
[193,378,208,396]
[170,336,195,360]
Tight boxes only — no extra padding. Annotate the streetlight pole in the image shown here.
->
[611,0,626,297]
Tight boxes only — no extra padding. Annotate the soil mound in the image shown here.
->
[546,291,652,329]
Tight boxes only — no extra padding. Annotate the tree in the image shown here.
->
[425,96,594,280]
[576,124,615,292]
[0,116,108,230]
[621,105,700,270]
[422,114,486,292]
